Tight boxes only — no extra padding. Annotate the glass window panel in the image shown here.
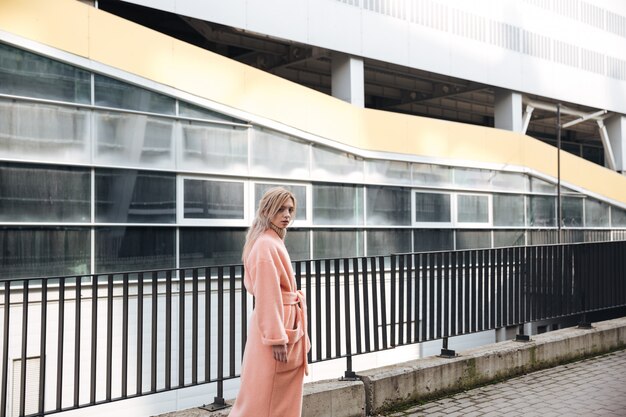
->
[250,128,310,178]
[365,160,411,184]
[367,229,412,256]
[0,43,90,103]
[585,198,609,227]
[457,194,489,223]
[529,230,558,245]
[0,227,90,279]
[312,229,363,259]
[612,206,626,227]
[493,230,525,247]
[184,179,244,220]
[366,186,411,225]
[180,121,248,173]
[312,146,364,181]
[412,164,453,187]
[94,111,175,168]
[0,99,90,163]
[530,177,556,193]
[313,184,363,225]
[255,183,306,221]
[96,169,175,223]
[456,230,491,250]
[284,229,310,261]
[490,171,529,192]
[493,194,525,226]
[179,101,245,124]
[94,74,175,114]
[180,228,246,267]
[528,196,556,227]
[95,227,175,273]
[561,230,585,243]
[454,168,492,189]
[415,192,451,223]
[562,197,583,227]
[583,230,611,242]
[0,163,90,222]
[413,229,454,252]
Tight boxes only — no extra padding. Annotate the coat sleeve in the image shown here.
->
[253,259,288,346]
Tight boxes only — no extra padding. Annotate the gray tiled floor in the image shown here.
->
[384,349,626,417]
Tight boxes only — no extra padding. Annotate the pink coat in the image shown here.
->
[229,229,310,417]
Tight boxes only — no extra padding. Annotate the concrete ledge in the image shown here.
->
[359,317,626,415]
[302,379,365,417]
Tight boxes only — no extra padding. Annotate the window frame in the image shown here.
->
[250,180,312,227]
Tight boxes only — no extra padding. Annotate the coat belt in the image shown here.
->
[282,290,310,375]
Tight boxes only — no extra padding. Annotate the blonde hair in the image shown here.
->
[242,187,297,261]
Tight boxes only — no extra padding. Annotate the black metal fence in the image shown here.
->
[2,240,625,416]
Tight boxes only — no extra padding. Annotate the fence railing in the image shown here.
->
[1,240,625,416]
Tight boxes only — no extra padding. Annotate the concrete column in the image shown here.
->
[605,114,626,173]
[331,53,364,107]
[494,89,523,132]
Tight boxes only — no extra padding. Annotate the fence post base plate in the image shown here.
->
[199,397,230,412]
[515,334,531,342]
[439,348,456,358]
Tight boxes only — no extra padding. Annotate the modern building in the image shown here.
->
[1,0,626,415]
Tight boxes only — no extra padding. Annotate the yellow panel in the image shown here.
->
[0,0,89,56]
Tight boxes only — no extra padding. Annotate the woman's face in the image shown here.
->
[270,197,294,229]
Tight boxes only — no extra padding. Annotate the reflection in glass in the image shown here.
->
[312,146,363,181]
[530,177,556,193]
[493,194,525,226]
[94,74,175,114]
[250,128,310,178]
[180,228,246,267]
[413,229,453,252]
[313,229,363,259]
[454,168,493,189]
[493,230,525,247]
[412,164,452,186]
[457,194,489,223]
[184,179,244,219]
[366,160,411,184]
[313,184,363,225]
[366,186,411,225]
[0,43,91,103]
[612,206,626,227]
[528,196,555,227]
[414,192,450,223]
[181,121,248,173]
[490,171,529,192]
[456,230,491,249]
[367,229,412,256]
[179,101,244,123]
[562,197,583,227]
[0,100,90,163]
[96,169,176,223]
[585,198,609,227]
[94,111,175,168]
[284,229,310,261]
[0,227,90,278]
[255,183,306,221]
[95,227,175,273]
[0,163,90,222]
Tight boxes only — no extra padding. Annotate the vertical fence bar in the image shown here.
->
[74,277,82,407]
[205,268,211,383]
[397,255,405,345]
[436,252,444,339]
[151,271,158,392]
[390,255,397,346]
[370,257,380,351]
[240,266,247,365]
[421,253,428,341]
[229,267,236,378]
[450,251,457,337]
[463,252,470,335]
[489,250,496,330]
[39,279,48,414]
[57,278,66,410]
[216,267,224,401]
[192,269,198,385]
[315,260,322,360]
[352,258,362,354]
[413,254,421,342]
[442,252,449,339]
[531,246,538,322]
[477,251,484,332]
[326,260,332,359]
[106,274,113,401]
[555,246,563,317]
[122,273,129,398]
[334,259,341,357]
[19,280,29,417]
[343,258,353,377]
[180,270,186,387]
[137,272,144,395]
[379,256,388,349]
[506,248,513,326]
[361,258,371,353]
[428,252,435,341]
[406,254,413,343]
[1,281,9,417]
[91,275,99,403]
[305,261,312,363]
[165,270,172,390]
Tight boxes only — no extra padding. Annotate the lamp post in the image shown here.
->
[557,103,562,243]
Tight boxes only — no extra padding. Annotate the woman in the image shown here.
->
[229,187,310,417]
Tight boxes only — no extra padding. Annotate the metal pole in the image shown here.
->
[557,103,562,243]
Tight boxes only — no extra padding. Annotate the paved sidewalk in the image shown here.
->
[382,349,626,417]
